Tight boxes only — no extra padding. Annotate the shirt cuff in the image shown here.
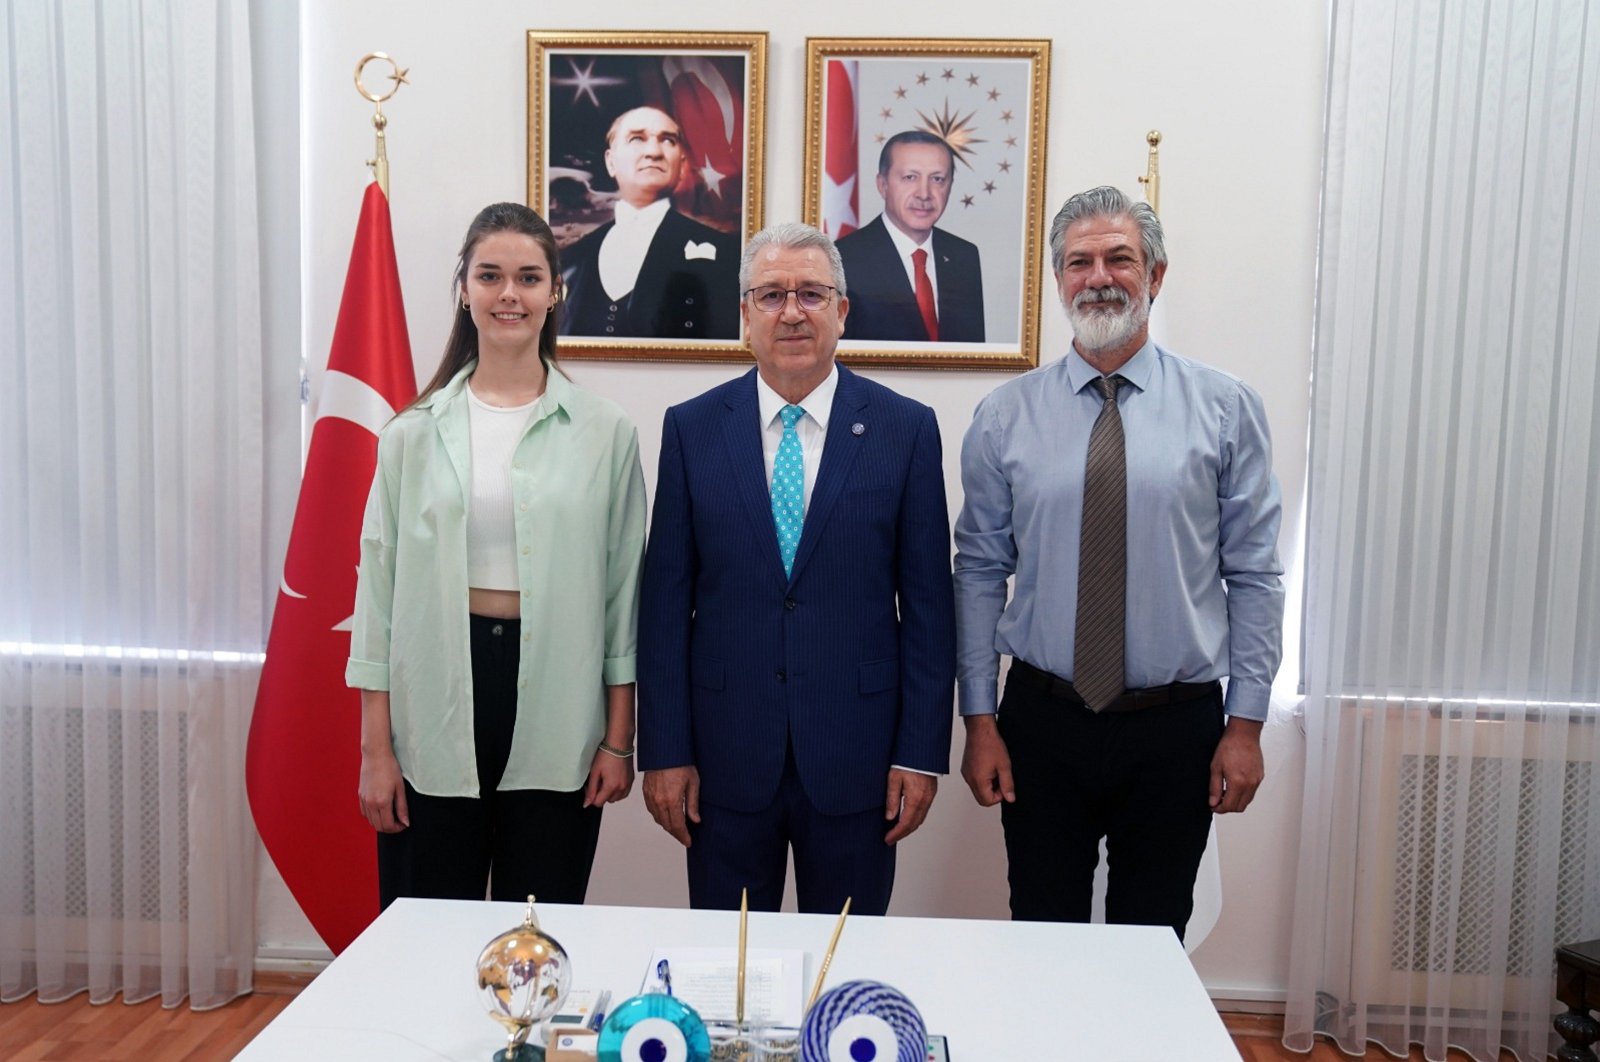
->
[345,658,389,690]
[602,654,637,685]
[1223,678,1271,722]
[957,675,999,716]
[891,764,941,776]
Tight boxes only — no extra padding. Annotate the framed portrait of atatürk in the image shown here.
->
[528,31,767,361]
[804,38,1051,369]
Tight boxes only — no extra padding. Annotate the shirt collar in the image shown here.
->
[756,364,838,430]
[1064,338,1157,395]
[882,216,933,257]
[613,196,671,230]
[423,358,572,421]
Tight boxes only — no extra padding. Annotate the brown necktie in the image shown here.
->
[1074,374,1127,712]
[912,248,939,341]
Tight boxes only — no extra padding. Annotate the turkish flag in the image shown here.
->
[822,60,860,239]
[664,56,745,230]
[247,182,416,954]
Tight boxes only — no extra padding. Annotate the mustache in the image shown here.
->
[1073,285,1130,309]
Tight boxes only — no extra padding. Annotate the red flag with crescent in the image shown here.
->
[664,56,745,230]
[822,60,860,238]
[247,182,416,954]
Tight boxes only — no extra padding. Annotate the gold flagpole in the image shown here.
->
[354,52,410,197]
[1137,129,1162,215]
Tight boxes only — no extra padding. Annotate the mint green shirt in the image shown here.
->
[346,363,647,797]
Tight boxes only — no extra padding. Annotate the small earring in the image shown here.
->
[461,301,469,311]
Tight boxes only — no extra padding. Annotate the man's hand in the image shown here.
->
[643,766,701,846]
[583,749,635,807]
[358,748,409,833]
[1209,717,1265,814]
[883,768,937,844]
[960,715,1015,807]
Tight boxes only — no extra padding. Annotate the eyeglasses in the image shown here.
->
[743,285,839,313]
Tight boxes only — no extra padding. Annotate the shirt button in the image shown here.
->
[519,679,527,689]
[522,632,530,642]
[519,503,528,511]
[775,669,786,682]
[491,624,504,636]
[512,462,521,471]
[605,325,615,333]
[522,546,530,555]
[523,590,530,598]
[686,297,695,305]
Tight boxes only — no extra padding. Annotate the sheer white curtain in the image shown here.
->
[1284,0,1600,1058]
[0,0,263,1009]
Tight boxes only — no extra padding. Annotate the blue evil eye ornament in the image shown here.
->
[799,980,926,1062]
[597,993,712,1062]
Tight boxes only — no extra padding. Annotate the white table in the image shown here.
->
[238,898,1240,1061]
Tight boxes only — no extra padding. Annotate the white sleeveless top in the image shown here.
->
[466,384,537,590]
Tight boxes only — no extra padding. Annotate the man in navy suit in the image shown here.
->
[559,105,739,340]
[835,131,985,344]
[638,222,956,915]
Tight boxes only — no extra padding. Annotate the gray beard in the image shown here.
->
[1068,293,1149,353]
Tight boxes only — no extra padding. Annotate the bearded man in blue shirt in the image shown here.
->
[953,185,1284,939]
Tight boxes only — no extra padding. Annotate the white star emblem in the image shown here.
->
[698,157,727,197]
[551,58,625,108]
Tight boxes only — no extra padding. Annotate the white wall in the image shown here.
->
[264,0,1326,1001]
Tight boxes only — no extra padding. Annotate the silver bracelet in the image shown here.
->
[597,740,635,759]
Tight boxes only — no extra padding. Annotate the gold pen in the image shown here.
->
[807,896,851,1011]
[737,887,749,1026]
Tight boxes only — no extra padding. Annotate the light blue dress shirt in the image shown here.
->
[953,341,1285,721]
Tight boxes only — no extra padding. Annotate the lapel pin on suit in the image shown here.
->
[852,422,866,436]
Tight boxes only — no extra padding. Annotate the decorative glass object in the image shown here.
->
[798,981,926,1062]
[476,896,573,1062]
[597,992,713,1062]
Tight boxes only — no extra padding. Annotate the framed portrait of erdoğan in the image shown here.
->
[804,38,1051,369]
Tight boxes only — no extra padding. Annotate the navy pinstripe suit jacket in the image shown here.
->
[638,364,956,816]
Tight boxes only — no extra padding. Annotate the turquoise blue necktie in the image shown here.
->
[771,404,806,577]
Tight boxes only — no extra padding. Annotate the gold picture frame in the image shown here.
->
[528,31,768,361]
[804,38,1051,370]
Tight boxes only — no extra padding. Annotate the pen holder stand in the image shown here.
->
[706,1022,800,1060]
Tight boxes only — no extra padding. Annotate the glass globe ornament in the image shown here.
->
[799,980,925,1062]
[476,895,573,1062]
[597,993,713,1062]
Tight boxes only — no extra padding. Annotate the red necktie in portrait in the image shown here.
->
[912,247,939,341]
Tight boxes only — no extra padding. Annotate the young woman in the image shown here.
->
[347,202,646,905]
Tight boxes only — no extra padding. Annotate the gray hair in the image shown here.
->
[739,221,848,297]
[1047,185,1166,278]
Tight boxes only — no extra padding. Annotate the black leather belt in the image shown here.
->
[1008,659,1220,714]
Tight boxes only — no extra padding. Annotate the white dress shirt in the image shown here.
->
[598,197,671,301]
[755,365,838,511]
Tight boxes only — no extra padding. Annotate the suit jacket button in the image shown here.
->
[775,669,786,682]
[784,598,796,611]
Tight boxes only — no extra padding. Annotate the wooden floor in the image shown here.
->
[0,989,1524,1061]
[1223,1013,1518,1060]
[0,990,292,1061]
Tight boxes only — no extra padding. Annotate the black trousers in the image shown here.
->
[997,666,1223,939]
[377,615,602,908]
